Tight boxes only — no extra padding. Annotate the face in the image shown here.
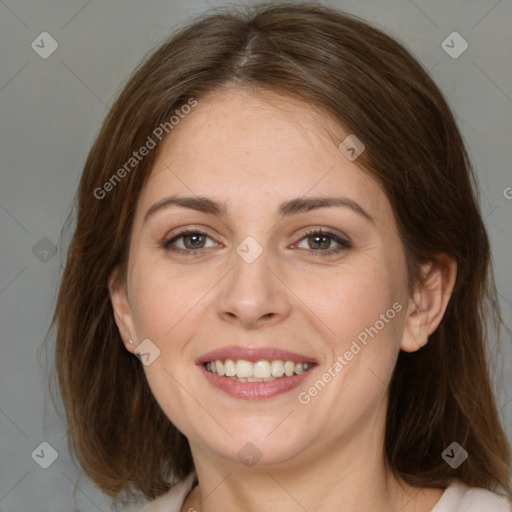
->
[110,88,423,468]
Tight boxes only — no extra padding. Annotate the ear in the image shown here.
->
[108,266,137,354]
[400,253,457,353]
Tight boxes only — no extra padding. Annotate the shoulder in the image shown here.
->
[432,480,511,512]
[125,472,197,512]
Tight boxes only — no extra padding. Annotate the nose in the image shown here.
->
[216,243,292,330]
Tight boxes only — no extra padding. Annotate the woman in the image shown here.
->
[52,2,511,511]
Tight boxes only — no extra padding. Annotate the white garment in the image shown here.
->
[431,480,511,511]
[128,473,512,511]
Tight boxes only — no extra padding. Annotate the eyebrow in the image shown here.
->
[143,195,374,224]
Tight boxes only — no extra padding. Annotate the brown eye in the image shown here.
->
[181,233,207,249]
[306,234,332,250]
[294,229,351,256]
[163,230,218,254]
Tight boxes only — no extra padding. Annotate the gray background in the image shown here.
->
[0,0,511,510]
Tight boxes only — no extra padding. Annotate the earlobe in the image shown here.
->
[400,254,457,353]
[108,267,137,353]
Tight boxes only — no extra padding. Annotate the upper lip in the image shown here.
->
[196,345,317,365]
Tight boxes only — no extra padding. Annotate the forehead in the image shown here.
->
[163,87,343,163]
[137,88,390,221]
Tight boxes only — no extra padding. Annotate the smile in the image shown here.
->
[196,346,317,399]
[205,359,313,382]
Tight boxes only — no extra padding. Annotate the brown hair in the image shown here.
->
[50,1,511,504]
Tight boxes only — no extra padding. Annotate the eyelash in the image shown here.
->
[162,228,352,258]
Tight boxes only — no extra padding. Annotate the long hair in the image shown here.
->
[50,1,511,504]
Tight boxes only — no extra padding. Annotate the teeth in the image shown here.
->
[206,359,312,380]
[253,360,270,379]
[224,359,236,377]
[271,360,284,377]
[215,360,225,376]
[236,359,253,378]
[284,360,295,376]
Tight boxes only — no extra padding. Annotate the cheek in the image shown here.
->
[300,259,402,345]
[128,259,212,341]
[304,274,404,415]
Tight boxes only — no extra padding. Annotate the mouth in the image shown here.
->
[196,346,317,400]
[204,359,314,382]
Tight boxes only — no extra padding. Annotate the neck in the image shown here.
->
[184,400,422,512]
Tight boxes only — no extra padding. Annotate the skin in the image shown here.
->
[109,87,457,512]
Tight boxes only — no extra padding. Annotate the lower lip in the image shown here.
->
[199,364,315,400]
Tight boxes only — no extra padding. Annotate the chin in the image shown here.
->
[192,417,318,468]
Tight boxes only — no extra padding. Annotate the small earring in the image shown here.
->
[128,339,133,344]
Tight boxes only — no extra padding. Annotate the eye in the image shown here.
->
[162,228,351,257]
[293,228,351,256]
[163,229,219,255]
